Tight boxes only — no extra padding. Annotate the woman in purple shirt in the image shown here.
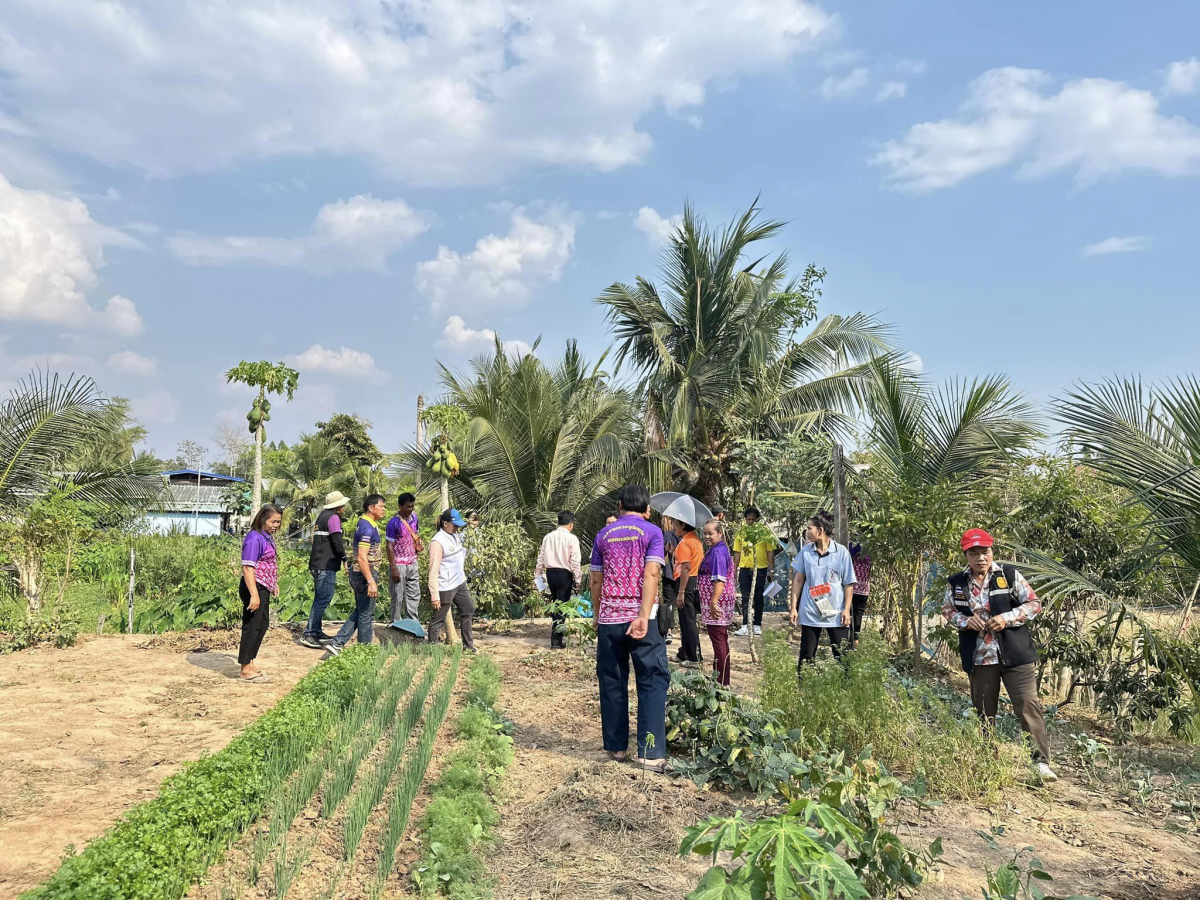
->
[238,504,283,683]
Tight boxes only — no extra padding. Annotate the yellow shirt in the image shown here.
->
[733,534,773,569]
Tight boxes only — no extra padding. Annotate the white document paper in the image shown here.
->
[763,581,783,600]
[815,596,838,618]
[534,575,548,592]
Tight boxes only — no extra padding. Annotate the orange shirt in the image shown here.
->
[674,531,704,580]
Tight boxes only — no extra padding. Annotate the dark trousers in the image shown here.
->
[798,624,850,666]
[707,624,730,686]
[739,567,768,626]
[596,621,669,760]
[546,567,573,648]
[430,582,476,650]
[304,568,337,640]
[238,580,271,665]
[675,576,701,662]
[851,594,869,643]
[969,662,1051,762]
[657,576,678,637]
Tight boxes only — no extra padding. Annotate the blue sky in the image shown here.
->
[1,1,1198,463]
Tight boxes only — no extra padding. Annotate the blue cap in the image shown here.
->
[447,508,468,527]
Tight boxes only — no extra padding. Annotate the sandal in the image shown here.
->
[239,672,270,683]
[606,751,627,762]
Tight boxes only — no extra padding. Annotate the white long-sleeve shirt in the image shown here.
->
[535,526,582,584]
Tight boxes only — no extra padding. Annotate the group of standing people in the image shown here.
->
[234,491,479,683]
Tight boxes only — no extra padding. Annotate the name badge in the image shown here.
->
[810,583,832,598]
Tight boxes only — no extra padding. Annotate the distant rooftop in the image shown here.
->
[162,469,245,483]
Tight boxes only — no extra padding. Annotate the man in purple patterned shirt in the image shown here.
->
[589,484,669,769]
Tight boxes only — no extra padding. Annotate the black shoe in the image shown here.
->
[299,635,324,649]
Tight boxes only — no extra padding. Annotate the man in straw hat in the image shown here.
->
[301,490,350,648]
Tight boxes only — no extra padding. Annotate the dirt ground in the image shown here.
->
[2,618,1198,900]
[0,629,327,898]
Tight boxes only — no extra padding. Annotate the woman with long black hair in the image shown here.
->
[238,504,283,683]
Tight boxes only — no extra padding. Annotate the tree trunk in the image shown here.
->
[19,555,41,613]
[253,385,264,515]
[833,444,848,545]
[911,558,925,676]
[440,476,449,513]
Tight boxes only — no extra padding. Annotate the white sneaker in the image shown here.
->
[754,626,763,635]
[733,626,749,636]
[1036,762,1059,783]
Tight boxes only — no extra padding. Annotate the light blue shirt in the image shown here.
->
[791,540,857,628]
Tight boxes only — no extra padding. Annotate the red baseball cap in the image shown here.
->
[961,528,993,551]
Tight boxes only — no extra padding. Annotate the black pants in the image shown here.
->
[798,624,849,666]
[739,567,767,626]
[596,621,669,759]
[675,576,702,662]
[851,594,869,643]
[657,576,678,638]
[547,567,573,648]
[238,579,271,665]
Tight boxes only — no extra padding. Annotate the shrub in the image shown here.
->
[461,522,536,618]
[22,645,379,900]
[0,602,81,653]
[761,629,1022,801]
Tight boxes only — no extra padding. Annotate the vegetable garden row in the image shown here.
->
[21,644,512,900]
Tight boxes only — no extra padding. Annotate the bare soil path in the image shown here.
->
[0,629,325,899]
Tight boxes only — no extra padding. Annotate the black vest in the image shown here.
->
[309,508,344,571]
[946,564,1038,673]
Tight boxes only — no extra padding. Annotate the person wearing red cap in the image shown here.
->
[943,528,1057,782]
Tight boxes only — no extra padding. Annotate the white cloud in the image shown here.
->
[108,350,158,376]
[132,389,180,423]
[169,194,428,272]
[876,81,907,102]
[284,344,390,380]
[415,205,578,311]
[895,59,926,76]
[634,207,682,246]
[873,67,1200,192]
[820,67,870,100]
[901,352,924,375]
[1080,235,1151,257]
[0,174,145,334]
[1164,58,1200,96]
[441,316,532,359]
[124,220,159,235]
[0,1,834,185]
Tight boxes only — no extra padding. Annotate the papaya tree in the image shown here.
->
[224,361,299,514]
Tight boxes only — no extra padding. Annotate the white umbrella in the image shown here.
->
[649,491,713,528]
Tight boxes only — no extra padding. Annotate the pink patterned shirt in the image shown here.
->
[700,541,735,626]
[241,530,279,595]
[589,514,666,625]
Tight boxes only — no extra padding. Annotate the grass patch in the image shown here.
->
[761,629,1024,801]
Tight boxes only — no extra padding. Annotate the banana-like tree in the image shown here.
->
[224,360,299,514]
[0,371,161,609]
[857,361,1041,671]
[404,340,639,541]
[597,200,894,502]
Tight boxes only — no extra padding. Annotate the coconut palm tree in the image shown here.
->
[265,434,355,534]
[597,200,894,502]
[858,361,1041,671]
[402,340,639,541]
[0,371,161,608]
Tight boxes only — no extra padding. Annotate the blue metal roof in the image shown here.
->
[161,469,245,482]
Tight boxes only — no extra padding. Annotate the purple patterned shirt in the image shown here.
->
[386,513,420,566]
[589,514,666,625]
[241,530,279,595]
[700,541,735,626]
